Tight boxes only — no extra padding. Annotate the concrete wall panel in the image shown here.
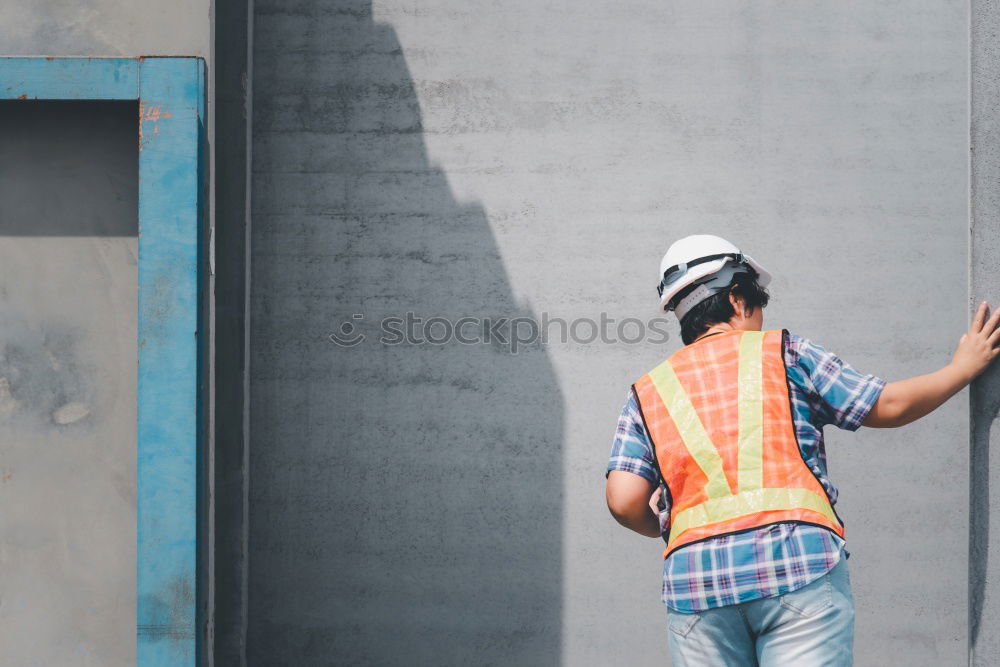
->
[248,1,969,665]
[248,4,563,664]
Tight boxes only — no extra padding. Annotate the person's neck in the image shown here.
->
[692,321,755,343]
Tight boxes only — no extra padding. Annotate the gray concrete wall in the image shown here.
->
[0,0,209,58]
[248,3,563,663]
[246,1,969,665]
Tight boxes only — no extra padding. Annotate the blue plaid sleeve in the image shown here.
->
[606,387,659,482]
[607,387,671,534]
[787,334,886,431]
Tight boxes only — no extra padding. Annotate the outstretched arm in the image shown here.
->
[863,301,1000,428]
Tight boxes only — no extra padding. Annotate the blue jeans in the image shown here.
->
[666,557,854,666]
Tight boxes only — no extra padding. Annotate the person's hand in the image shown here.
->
[952,301,1000,382]
[648,485,670,537]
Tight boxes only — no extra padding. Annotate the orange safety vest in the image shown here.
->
[633,328,844,559]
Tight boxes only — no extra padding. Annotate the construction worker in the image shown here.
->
[605,234,1000,665]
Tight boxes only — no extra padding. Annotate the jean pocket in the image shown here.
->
[668,611,701,637]
[778,573,834,618]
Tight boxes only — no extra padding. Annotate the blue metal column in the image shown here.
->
[136,57,206,666]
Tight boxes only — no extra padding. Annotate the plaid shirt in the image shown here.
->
[608,333,885,613]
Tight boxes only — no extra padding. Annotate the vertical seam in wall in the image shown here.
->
[967,1,974,664]
[240,2,254,665]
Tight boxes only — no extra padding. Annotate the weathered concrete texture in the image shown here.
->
[970,1,1000,664]
[245,1,969,665]
[247,2,563,665]
[0,0,209,58]
[0,101,138,666]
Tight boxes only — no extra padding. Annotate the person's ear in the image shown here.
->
[728,290,751,319]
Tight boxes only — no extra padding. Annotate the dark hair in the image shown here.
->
[673,271,770,345]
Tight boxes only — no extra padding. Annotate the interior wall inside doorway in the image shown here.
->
[0,100,138,667]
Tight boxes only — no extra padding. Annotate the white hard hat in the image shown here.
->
[656,234,771,319]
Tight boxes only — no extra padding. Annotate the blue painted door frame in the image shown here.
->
[2,57,206,666]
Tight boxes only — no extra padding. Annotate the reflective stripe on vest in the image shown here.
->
[636,329,843,558]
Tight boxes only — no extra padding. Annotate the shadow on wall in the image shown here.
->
[970,376,1000,650]
[247,2,564,665]
[0,101,137,236]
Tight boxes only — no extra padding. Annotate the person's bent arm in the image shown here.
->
[864,301,1000,428]
[606,470,661,537]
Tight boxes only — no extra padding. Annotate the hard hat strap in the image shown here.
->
[671,262,753,320]
[657,252,745,297]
